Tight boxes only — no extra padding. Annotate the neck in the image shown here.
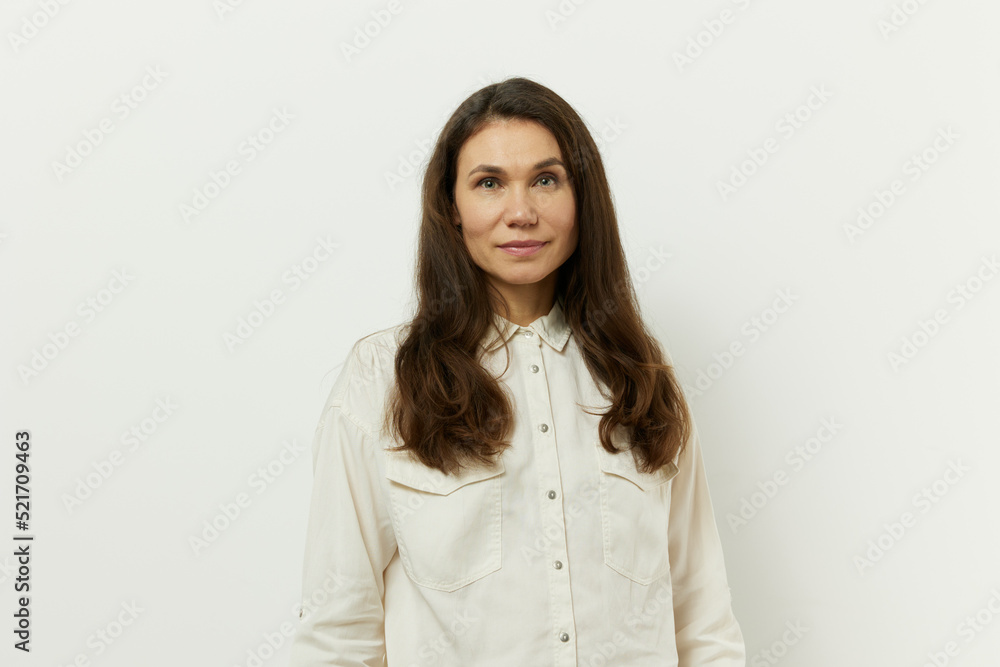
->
[489,271,559,327]
[495,290,557,328]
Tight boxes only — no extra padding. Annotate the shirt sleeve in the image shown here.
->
[288,371,397,666]
[667,418,747,666]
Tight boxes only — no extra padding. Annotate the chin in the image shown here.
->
[500,272,550,285]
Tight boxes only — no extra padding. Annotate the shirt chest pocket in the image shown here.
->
[383,451,504,592]
[595,438,679,585]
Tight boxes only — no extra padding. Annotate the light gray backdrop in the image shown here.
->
[2,1,999,666]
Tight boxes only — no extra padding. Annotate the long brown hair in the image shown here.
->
[382,76,691,476]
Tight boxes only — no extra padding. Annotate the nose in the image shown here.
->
[503,184,538,226]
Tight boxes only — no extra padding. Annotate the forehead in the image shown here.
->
[456,119,563,166]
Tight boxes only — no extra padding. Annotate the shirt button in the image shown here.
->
[554,560,563,570]
[539,423,549,433]
[530,364,539,373]
[523,330,533,337]
[547,490,557,499]
[559,632,570,642]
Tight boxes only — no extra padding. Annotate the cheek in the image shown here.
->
[458,200,500,230]
[559,207,578,255]
[536,195,574,228]
[462,226,493,258]
[554,198,577,234]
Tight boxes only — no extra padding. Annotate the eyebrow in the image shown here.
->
[466,157,566,179]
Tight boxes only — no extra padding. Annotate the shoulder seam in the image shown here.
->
[319,402,376,440]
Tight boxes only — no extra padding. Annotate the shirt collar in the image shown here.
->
[481,297,571,354]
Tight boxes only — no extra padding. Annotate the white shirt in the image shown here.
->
[289,299,746,666]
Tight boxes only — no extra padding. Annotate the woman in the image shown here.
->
[289,76,745,666]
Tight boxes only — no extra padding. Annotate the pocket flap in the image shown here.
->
[384,449,505,495]
[595,437,678,491]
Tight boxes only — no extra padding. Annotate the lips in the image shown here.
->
[499,241,545,248]
[498,241,547,257]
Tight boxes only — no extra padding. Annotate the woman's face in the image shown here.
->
[452,118,578,307]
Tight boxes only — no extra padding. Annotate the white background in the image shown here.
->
[2,1,999,665]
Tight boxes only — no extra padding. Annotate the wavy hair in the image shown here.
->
[383,76,691,476]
